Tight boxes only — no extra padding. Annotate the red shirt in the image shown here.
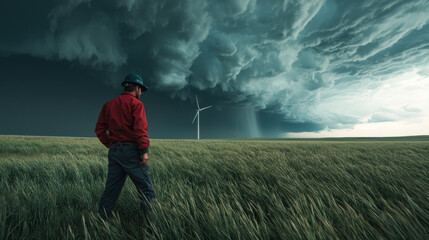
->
[95,92,149,152]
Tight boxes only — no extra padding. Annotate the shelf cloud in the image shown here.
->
[1,0,429,135]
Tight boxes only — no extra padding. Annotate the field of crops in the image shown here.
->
[1,135,428,239]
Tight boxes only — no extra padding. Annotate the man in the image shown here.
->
[95,73,154,223]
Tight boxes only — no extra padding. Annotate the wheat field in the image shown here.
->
[0,135,428,239]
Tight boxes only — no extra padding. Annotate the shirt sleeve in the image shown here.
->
[95,103,112,148]
[133,101,150,153]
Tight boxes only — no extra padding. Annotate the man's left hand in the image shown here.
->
[140,153,149,166]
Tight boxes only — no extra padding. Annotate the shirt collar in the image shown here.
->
[121,91,137,98]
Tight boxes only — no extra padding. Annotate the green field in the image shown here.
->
[1,135,428,239]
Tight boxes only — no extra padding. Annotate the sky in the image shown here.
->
[1,0,429,139]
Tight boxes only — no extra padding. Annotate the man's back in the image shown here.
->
[95,92,149,153]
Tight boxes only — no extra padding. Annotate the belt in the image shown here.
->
[111,141,137,147]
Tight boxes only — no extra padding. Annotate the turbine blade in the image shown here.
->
[196,95,200,110]
[192,111,199,124]
[199,106,212,111]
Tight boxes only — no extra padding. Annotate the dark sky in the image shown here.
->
[1,0,429,138]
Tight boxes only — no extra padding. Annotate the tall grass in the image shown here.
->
[0,135,428,239]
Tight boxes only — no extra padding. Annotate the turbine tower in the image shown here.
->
[192,95,212,139]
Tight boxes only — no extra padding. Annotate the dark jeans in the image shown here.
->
[99,143,155,220]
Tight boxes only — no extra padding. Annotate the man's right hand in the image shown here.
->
[140,153,149,166]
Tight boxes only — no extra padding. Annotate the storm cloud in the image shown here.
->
[1,0,429,135]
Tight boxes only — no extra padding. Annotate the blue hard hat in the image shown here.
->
[122,73,148,91]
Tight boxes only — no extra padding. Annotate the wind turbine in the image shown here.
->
[192,95,212,139]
